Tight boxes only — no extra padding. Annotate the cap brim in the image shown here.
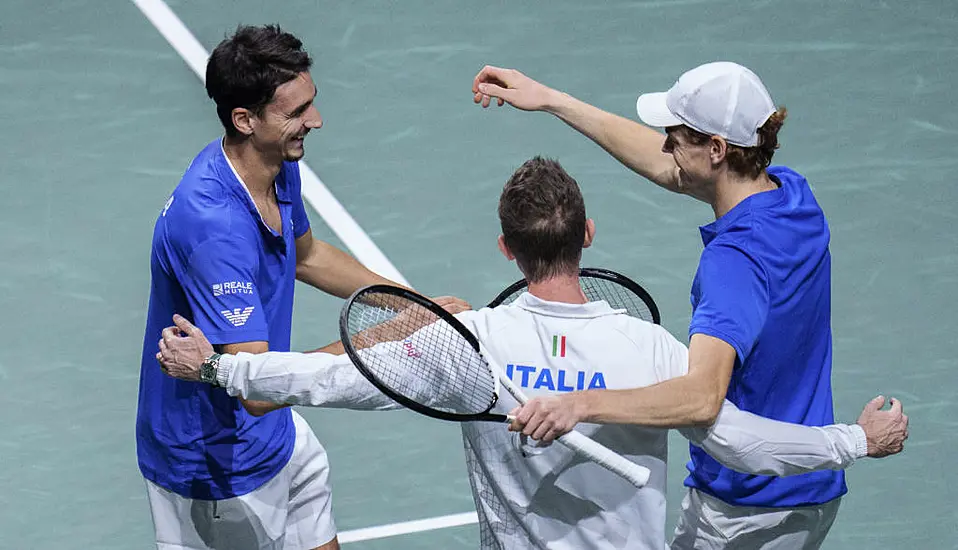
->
[636,92,682,128]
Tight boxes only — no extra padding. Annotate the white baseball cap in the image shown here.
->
[635,62,776,147]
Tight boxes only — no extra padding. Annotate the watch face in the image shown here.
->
[201,362,216,383]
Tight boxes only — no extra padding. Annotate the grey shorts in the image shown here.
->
[671,488,841,550]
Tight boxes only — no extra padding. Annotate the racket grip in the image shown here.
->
[556,430,651,488]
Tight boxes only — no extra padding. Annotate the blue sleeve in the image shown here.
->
[689,244,769,364]
[181,237,270,345]
[287,163,311,239]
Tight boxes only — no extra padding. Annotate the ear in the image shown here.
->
[583,219,596,249]
[231,107,256,137]
[497,235,515,261]
[709,135,728,165]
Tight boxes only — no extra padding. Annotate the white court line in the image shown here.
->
[131,0,409,287]
[338,512,479,544]
[132,0,476,542]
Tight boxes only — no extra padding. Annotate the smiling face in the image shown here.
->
[248,72,323,162]
[662,125,726,202]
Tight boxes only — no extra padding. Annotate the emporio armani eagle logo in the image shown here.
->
[221,307,255,327]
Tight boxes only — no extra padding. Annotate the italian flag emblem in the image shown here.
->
[552,335,567,357]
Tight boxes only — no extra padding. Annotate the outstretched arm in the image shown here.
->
[679,396,907,476]
[472,65,680,192]
[157,314,399,411]
[218,351,399,411]
[506,327,908,470]
[511,333,735,441]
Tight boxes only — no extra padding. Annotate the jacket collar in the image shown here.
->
[512,292,625,319]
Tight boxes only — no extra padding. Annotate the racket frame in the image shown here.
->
[340,284,509,424]
[487,267,661,324]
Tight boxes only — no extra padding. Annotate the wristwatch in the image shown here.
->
[200,353,223,386]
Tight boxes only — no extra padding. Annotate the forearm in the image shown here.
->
[296,239,403,298]
[304,340,345,355]
[220,341,286,415]
[545,90,679,192]
[576,374,722,428]
[218,351,399,411]
[680,401,868,476]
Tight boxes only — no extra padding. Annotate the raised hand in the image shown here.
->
[472,65,557,111]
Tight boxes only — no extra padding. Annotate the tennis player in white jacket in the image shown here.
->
[157,157,906,550]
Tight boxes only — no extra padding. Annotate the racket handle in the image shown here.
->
[487,354,649,487]
[556,430,651,488]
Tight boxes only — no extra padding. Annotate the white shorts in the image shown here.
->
[146,411,336,550]
[670,488,841,550]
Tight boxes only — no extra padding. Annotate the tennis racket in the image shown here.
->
[488,267,660,324]
[339,284,651,488]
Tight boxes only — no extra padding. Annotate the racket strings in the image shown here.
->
[580,277,654,321]
[495,275,656,323]
[345,294,498,415]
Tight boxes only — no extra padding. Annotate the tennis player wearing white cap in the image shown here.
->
[471,63,907,548]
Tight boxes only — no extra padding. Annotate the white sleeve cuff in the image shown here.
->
[850,423,869,459]
[216,354,235,388]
